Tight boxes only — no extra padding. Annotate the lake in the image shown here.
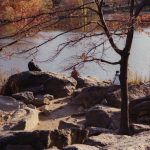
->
[0,18,150,81]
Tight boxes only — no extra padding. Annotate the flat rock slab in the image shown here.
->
[0,96,23,112]
[64,144,100,150]
[9,108,39,131]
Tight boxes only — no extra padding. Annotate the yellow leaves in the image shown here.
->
[3,6,15,20]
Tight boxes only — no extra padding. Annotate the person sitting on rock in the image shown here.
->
[71,67,80,80]
[112,70,120,85]
[28,59,42,71]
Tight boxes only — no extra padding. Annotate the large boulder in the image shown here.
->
[2,71,77,98]
[0,95,24,112]
[76,76,110,88]
[84,133,121,147]
[12,91,35,104]
[84,131,150,149]
[72,85,120,108]
[72,86,108,108]
[106,82,150,108]
[0,128,88,150]
[5,107,39,131]
[64,144,100,150]
[50,128,88,149]
[43,75,76,98]
[129,96,150,123]
[85,105,120,130]
[12,91,51,107]
[58,120,82,130]
[0,130,51,150]
[130,96,150,113]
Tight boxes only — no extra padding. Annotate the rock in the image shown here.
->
[73,86,108,108]
[70,128,89,144]
[43,75,77,98]
[8,108,39,131]
[0,95,24,112]
[2,71,77,97]
[0,130,51,150]
[129,97,150,123]
[104,131,150,150]
[12,91,35,105]
[106,83,150,108]
[72,88,82,97]
[64,144,100,150]
[85,105,120,130]
[72,85,121,108]
[84,133,120,147]
[76,76,110,89]
[46,147,59,150]
[27,104,36,109]
[50,129,71,149]
[44,94,54,101]
[105,90,121,108]
[49,128,88,149]
[130,124,150,134]
[58,120,81,130]
[39,105,50,116]
[5,145,33,150]
[130,96,150,115]
[2,130,150,150]
[12,91,51,107]
[87,127,113,137]
[33,98,50,107]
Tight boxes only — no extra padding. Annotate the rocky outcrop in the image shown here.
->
[1,129,150,150]
[0,128,88,149]
[43,75,77,98]
[58,120,82,130]
[85,131,150,150]
[50,129,71,149]
[64,144,100,150]
[12,91,51,107]
[4,107,39,131]
[129,96,150,124]
[87,127,113,137]
[85,105,120,130]
[0,95,24,112]
[49,128,88,149]
[72,85,120,108]
[84,133,121,147]
[0,98,39,131]
[73,82,150,109]
[12,91,35,104]
[72,86,108,108]
[106,82,150,108]
[2,71,77,98]
[0,130,51,150]
[76,76,110,88]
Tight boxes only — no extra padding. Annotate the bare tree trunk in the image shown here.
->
[119,54,130,134]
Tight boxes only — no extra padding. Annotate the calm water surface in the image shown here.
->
[0,22,150,81]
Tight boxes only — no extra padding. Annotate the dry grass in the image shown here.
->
[128,70,150,84]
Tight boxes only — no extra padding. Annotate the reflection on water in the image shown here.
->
[0,17,150,81]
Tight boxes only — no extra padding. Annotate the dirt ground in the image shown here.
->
[36,97,85,130]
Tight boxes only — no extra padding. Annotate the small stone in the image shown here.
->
[44,94,54,101]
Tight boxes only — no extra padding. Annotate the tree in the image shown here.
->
[0,0,150,134]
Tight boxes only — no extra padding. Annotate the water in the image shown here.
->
[0,27,150,81]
